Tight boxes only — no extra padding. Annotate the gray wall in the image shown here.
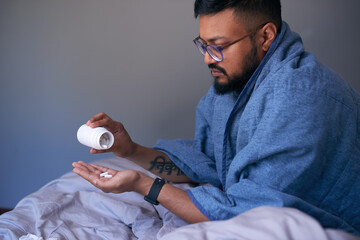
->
[0,0,359,208]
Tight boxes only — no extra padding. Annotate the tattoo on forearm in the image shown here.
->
[149,156,185,176]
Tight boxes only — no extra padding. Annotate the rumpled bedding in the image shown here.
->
[0,157,359,240]
[161,206,360,240]
[0,157,189,240]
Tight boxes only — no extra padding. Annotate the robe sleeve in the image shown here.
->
[154,89,222,187]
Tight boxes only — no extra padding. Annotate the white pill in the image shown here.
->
[100,172,109,177]
[104,175,112,178]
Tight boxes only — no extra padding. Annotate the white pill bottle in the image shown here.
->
[77,124,114,150]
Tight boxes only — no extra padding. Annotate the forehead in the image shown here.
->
[199,8,246,41]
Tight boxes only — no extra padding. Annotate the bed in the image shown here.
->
[0,157,359,240]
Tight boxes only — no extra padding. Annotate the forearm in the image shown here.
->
[135,173,209,224]
[72,161,207,224]
[159,183,209,223]
[86,112,193,183]
[121,144,207,222]
[119,143,193,183]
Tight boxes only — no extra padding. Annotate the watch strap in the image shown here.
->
[144,178,166,205]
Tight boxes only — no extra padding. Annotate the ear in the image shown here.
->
[259,22,277,52]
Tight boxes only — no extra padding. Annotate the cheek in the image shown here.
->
[221,41,254,77]
[221,54,245,77]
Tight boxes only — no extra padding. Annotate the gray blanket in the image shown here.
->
[0,157,189,240]
[0,157,359,240]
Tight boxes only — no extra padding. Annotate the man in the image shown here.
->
[72,0,360,235]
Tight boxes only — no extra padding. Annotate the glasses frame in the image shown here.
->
[193,23,267,62]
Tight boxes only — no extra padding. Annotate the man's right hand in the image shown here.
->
[86,112,136,158]
[86,112,194,183]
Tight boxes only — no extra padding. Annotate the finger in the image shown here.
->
[90,163,109,172]
[89,119,110,128]
[73,161,106,178]
[79,161,103,173]
[87,112,107,124]
[74,160,93,169]
[87,113,111,128]
[72,163,100,183]
[90,148,109,154]
[90,164,118,175]
[79,162,117,176]
[72,161,90,170]
[72,162,94,176]
[72,162,115,191]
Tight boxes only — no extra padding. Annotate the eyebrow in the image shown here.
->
[199,35,228,44]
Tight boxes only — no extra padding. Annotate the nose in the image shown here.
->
[203,51,217,65]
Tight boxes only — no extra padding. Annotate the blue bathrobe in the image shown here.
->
[154,22,360,235]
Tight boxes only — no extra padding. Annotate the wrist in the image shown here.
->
[133,172,154,196]
[144,178,166,205]
[114,142,138,159]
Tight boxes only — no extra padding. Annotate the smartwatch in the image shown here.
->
[144,178,166,205]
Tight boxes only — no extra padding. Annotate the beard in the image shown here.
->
[210,41,260,95]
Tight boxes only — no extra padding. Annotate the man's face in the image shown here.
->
[199,9,261,94]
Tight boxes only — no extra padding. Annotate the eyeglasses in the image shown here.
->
[193,23,267,62]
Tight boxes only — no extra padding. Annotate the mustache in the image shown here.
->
[208,64,227,75]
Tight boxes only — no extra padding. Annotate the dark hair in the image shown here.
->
[194,0,282,32]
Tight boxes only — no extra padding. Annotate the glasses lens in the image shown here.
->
[194,40,206,55]
[207,45,223,62]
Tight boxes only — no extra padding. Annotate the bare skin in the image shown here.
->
[72,8,277,224]
[72,112,208,223]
